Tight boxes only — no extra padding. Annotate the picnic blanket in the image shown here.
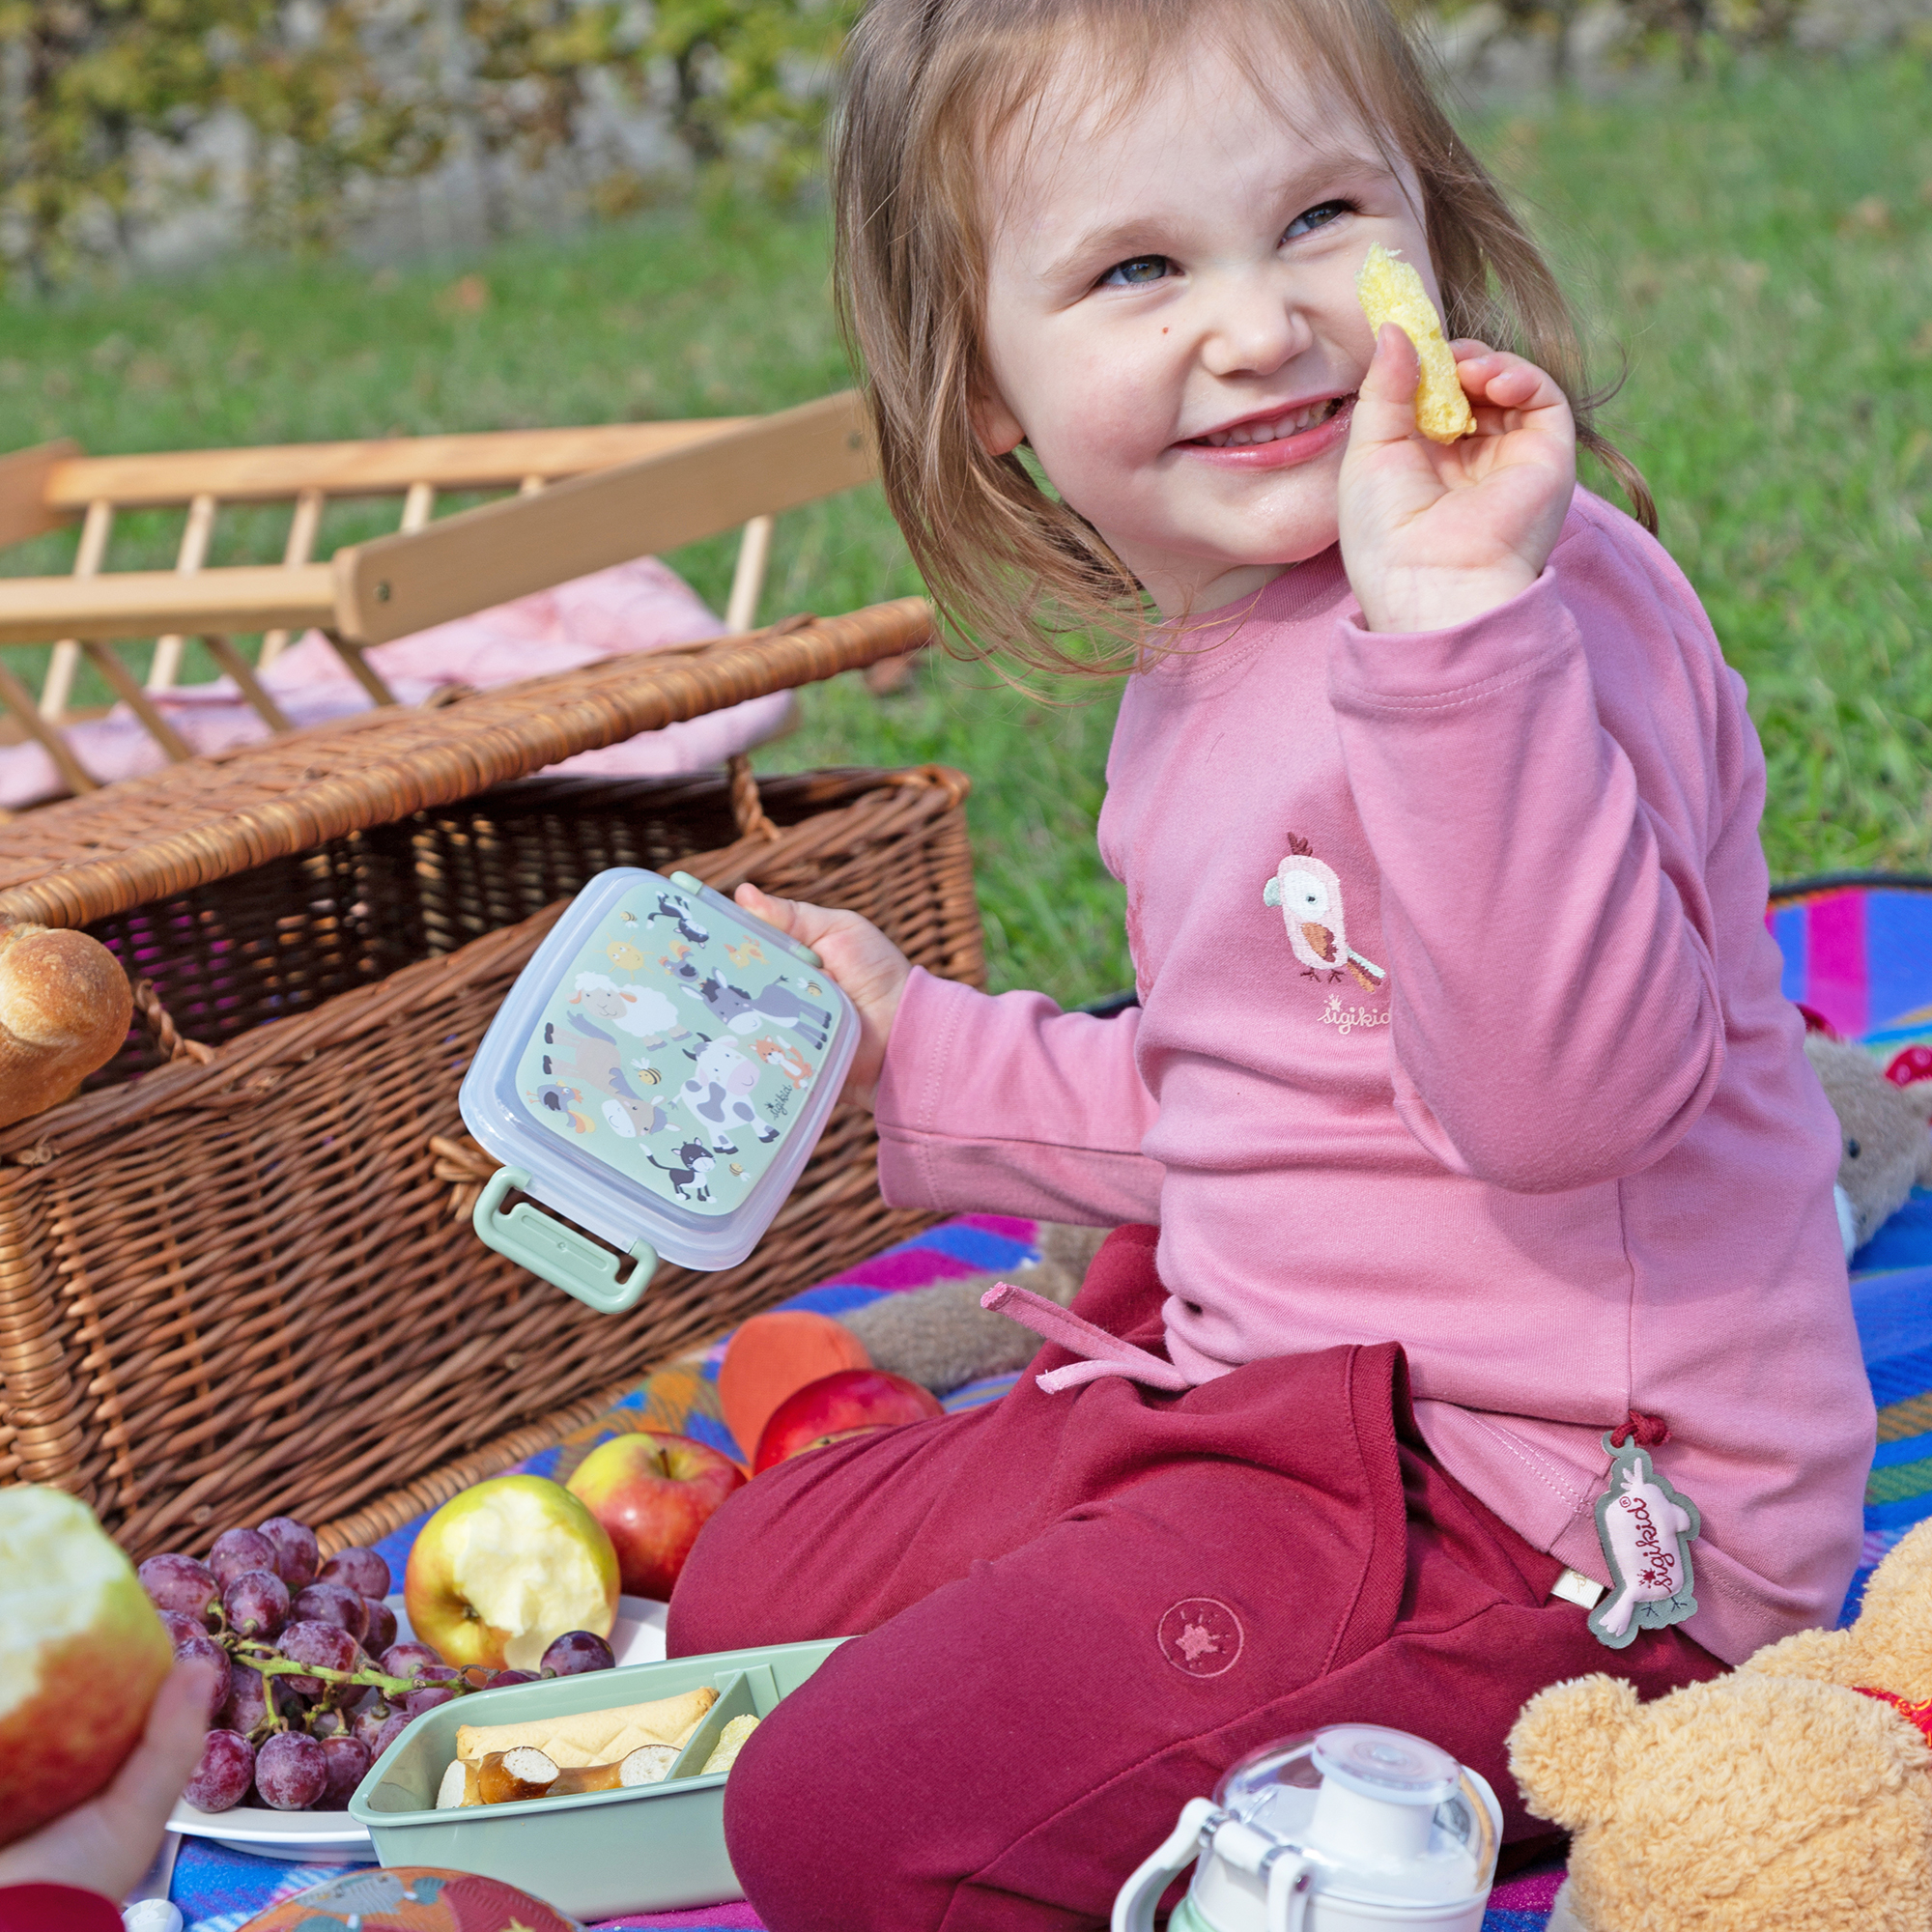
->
[171,879,1932,1932]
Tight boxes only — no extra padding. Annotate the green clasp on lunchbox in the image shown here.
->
[472,1166,657,1314]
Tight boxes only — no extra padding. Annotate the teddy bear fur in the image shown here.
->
[1805,1033,1932,1252]
[836,1221,1106,1394]
[1511,1519,1932,1932]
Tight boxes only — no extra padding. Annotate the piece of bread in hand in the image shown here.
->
[0,923,133,1128]
[1355,243,1474,444]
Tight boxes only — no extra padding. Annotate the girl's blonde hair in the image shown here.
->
[833,0,1655,676]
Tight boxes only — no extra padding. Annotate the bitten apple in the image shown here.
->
[0,1485,174,1846]
[404,1475,618,1671]
[566,1432,746,1601]
[753,1369,944,1475]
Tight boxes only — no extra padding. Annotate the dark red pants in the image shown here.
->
[668,1226,1720,1932]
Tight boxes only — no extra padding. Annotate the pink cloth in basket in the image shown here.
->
[0,556,791,810]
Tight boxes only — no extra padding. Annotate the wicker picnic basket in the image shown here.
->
[0,600,984,1561]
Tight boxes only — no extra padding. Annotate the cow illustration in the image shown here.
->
[646,1140,716,1203]
[750,1036,813,1089]
[676,1037,781,1153]
[683,973,833,1050]
[648,894,710,947]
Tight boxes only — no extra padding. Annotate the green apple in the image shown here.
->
[404,1475,619,1670]
[0,1485,173,1847]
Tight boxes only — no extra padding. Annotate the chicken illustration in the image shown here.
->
[1263,837,1385,992]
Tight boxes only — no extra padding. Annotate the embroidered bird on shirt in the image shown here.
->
[1263,836,1385,992]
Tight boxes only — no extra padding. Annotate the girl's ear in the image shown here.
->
[973,386,1027,458]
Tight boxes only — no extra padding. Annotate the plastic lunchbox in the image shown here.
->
[349,1638,845,1919]
[459,867,858,1313]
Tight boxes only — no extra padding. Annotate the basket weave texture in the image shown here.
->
[0,603,984,1560]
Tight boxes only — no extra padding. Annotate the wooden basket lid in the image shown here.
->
[0,598,931,931]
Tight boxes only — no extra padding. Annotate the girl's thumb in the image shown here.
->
[735,881,799,936]
[1351,323,1423,448]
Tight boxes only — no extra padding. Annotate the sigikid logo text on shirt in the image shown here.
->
[1261,835,1389,1026]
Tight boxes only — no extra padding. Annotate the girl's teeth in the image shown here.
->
[1204,398,1339,447]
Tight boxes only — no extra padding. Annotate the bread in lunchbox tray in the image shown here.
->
[433,1688,757,1810]
[455,1685,718,1770]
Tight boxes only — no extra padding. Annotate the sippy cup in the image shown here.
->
[1112,1724,1501,1932]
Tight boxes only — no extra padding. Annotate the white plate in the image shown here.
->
[169,1595,669,1861]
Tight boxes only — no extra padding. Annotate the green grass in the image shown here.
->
[4,51,1929,1004]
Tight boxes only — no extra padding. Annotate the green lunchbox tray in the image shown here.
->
[348,1637,846,1920]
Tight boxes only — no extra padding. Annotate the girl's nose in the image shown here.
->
[1198,273,1308,379]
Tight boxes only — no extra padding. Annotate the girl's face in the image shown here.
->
[978,39,1440,617]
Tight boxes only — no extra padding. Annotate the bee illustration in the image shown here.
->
[628,1060,663,1086]
[728,1161,747,1179]
[618,910,639,925]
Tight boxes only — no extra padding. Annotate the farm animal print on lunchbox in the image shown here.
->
[511,875,840,1216]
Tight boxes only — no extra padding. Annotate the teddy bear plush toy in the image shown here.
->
[1509,1519,1932,1932]
[1805,1033,1932,1259]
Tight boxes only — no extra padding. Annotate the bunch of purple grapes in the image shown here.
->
[138,1513,615,1814]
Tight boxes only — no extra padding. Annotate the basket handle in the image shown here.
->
[131,978,215,1065]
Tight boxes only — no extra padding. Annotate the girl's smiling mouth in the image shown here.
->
[1178,394,1355,469]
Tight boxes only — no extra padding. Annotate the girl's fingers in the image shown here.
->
[1349,322,1426,450]
[1455,348,1567,420]
[114,1659,215,1817]
[735,881,832,948]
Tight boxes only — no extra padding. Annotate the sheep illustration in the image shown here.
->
[571,973,689,1045]
[1263,837,1384,992]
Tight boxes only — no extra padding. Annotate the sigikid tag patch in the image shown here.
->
[1587,1433,1700,1650]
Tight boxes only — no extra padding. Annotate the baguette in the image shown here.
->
[1355,243,1474,444]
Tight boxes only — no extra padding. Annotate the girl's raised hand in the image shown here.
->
[1337,324,1577,636]
[734,883,911,1111]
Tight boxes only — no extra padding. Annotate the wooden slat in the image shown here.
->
[0,566,336,645]
[259,489,325,668]
[0,658,97,795]
[725,515,775,633]
[0,440,80,549]
[148,492,218,691]
[333,392,873,646]
[40,499,114,721]
[41,420,752,512]
[321,633,398,708]
[79,642,193,761]
[199,635,293,733]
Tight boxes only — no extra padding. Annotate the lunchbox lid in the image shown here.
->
[459,867,858,1310]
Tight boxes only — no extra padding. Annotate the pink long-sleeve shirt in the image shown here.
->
[875,490,1873,1666]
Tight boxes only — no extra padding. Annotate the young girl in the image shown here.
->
[668,1,1874,1924]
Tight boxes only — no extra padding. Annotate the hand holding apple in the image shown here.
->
[566,1431,747,1601]
[0,1485,181,1848]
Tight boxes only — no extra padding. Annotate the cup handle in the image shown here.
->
[1111,1797,1218,1932]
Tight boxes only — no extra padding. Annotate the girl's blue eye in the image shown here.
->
[1283,201,1352,241]
[1100,255,1171,288]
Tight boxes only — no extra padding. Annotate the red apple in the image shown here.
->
[404,1475,619,1671]
[0,1486,174,1847]
[565,1431,747,1601]
[753,1369,944,1475]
